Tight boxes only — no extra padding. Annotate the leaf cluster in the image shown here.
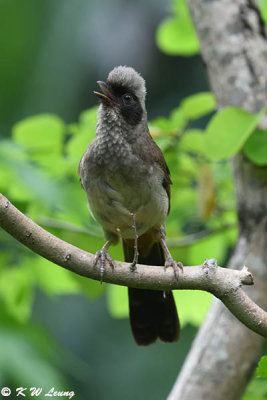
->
[156,0,267,57]
[0,90,266,391]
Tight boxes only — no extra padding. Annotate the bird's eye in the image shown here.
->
[123,93,133,103]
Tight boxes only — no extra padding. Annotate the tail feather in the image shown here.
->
[123,240,180,345]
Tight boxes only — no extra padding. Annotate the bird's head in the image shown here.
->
[94,66,147,126]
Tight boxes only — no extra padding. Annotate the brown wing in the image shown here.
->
[135,127,172,214]
[149,138,172,214]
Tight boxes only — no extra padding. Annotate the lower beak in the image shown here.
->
[94,81,116,106]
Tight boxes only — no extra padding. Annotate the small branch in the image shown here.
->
[37,216,102,237]
[0,193,266,338]
[167,223,236,247]
[38,217,236,248]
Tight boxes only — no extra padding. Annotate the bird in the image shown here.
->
[79,66,183,345]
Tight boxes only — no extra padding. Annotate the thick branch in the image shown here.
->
[0,193,267,338]
[169,0,267,399]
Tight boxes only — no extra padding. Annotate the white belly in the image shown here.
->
[86,168,169,239]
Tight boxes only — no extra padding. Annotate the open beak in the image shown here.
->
[93,81,116,106]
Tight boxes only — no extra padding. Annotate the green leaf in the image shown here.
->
[243,373,267,400]
[149,117,173,134]
[12,114,65,154]
[34,258,80,295]
[187,231,228,266]
[31,154,73,178]
[34,244,104,298]
[107,285,128,318]
[154,136,174,152]
[204,107,265,161]
[66,107,97,161]
[174,290,212,327]
[258,0,267,23]
[156,17,199,56]
[79,106,98,128]
[67,122,80,136]
[244,129,267,166]
[257,356,267,378]
[181,92,216,120]
[0,141,70,210]
[180,129,205,153]
[0,262,34,322]
[169,107,188,131]
[150,108,187,135]
[66,128,93,161]
[71,274,105,298]
[156,0,199,56]
[0,140,91,225]
[176,152,200,177]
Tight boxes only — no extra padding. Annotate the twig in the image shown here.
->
[37,216,102,237]
[39,217,235,248]
[167,223,236,247]
[0,193,266,338]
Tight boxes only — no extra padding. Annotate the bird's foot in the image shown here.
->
[160,232,183,281]
[130,261,137,272]
[130,242,139,272]
[130,212,139,272]
[93,241,114,283]
[164,258,183,281]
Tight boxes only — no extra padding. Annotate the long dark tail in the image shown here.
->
[123,240,180,345]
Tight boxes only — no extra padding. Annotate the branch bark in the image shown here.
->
[0,193,267,338]
[169,0,267,399]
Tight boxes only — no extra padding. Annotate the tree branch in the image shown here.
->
[0,193,266,338]
[166,223,236,247]
[169,0,267,398]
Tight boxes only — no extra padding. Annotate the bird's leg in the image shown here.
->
[93,240,115,283]
[130,213,139,271]
[159,229,183,281]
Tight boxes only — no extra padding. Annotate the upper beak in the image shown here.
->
[93,81,116,106]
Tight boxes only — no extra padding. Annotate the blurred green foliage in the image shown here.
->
[1,0,266,396]
[243,378,267,400]
[257,356,267,378]
[3,90,267,329]
[243,355,267,400]
[156,2,267,398]
[156,0,267,58]
[258,0,267,23]
[241,356,267,400]
[0,89,235,323]
[244,129,267,166]
[2,90,267,396]
[156,0,199,56]
[0,311,66,391]
[205,107,266,161]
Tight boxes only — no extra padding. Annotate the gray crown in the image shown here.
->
[107,66,146,101]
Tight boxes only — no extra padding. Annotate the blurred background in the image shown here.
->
[1,0,264,399]
[0,0,208,135]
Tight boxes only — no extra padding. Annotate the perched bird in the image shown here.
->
[79,66,183,345]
